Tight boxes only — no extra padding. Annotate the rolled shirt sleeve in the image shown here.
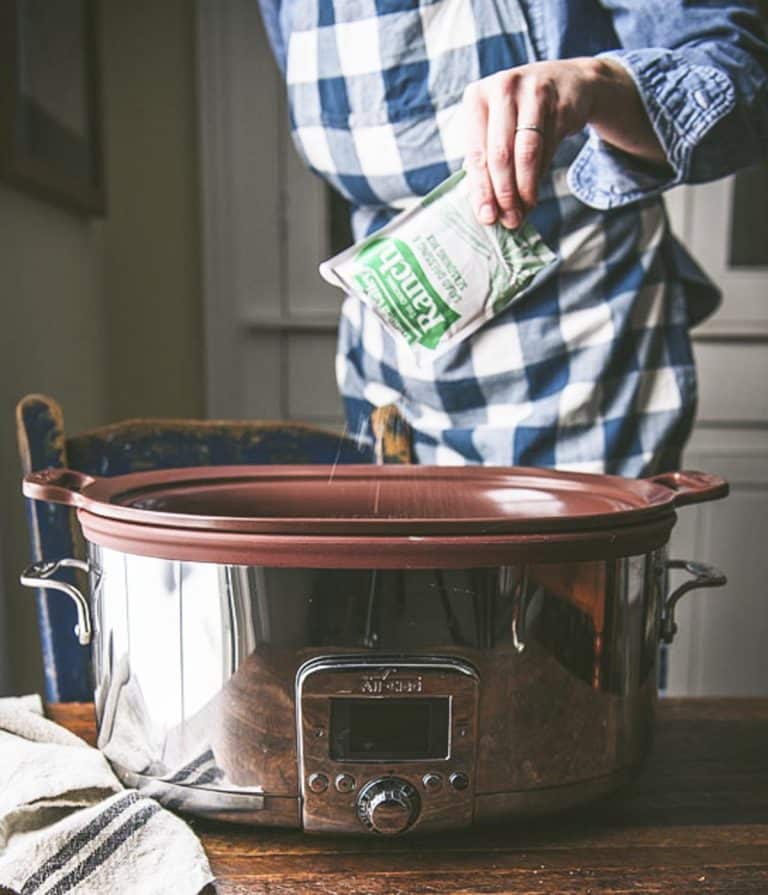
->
[569,0,768,208]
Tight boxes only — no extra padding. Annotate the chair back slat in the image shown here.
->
[16,395,90,702]
[66,419,372,475]
[16,395,409,702]
[371,406,414,464]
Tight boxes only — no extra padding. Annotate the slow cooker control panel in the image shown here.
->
[297,657,479,835]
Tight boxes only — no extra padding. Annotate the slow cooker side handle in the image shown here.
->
[660,559,727,644]
[19,558,92,646]
[647,470,729,507]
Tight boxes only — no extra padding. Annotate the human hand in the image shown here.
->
[462,57,666,228]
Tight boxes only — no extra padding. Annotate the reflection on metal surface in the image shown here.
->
[111,760,300,826]
[506,565,530,653]
[474,765,640,820]
[86,546,666,829]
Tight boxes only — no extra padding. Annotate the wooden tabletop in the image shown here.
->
[49,699,768,894]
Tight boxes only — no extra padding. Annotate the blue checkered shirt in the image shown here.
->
[259,0,768,475]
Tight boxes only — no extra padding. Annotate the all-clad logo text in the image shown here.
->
[360,669,423,695]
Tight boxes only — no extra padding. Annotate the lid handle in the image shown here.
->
[23,468,95,507]
[646,470,729,508]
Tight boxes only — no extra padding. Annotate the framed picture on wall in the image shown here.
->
[0,0,104,215]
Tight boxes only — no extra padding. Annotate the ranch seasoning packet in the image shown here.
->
[319,169,556,354]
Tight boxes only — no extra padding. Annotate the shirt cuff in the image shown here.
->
[568,48,736,209]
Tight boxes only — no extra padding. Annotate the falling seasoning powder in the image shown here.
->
[319,169,557,355]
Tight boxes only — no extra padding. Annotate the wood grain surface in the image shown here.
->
[48,699,768,894]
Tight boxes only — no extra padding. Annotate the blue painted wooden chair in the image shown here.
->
[16,394,413,702]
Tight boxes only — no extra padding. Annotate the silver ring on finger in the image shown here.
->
[515,124,545,137]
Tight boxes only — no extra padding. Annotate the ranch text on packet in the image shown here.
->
[319,170,557,354]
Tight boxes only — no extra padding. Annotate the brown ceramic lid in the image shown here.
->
[75,506,679,568]
[22,465,730,535]
[23,465,729,567]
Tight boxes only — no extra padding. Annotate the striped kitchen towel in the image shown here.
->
[0,695,213,895]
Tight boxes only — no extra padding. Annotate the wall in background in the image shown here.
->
[198,0,345,428]
[664,180,768,696]
[0,184,107,696]
[0,0,203,695]
[0,540,6,691]
[99,0,204,421]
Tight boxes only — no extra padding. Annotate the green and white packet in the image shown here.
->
[319,169,557,355]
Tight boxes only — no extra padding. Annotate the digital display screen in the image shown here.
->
[330,697,450,761]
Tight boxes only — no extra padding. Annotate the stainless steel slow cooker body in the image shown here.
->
[20,465,728,835]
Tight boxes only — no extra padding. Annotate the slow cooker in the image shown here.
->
[21,464,727,836]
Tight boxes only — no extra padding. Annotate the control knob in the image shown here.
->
[356,777,421,835]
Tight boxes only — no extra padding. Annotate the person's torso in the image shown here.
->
[277,0,700,475]
[283,0,622,222]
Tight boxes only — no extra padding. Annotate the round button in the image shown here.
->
[308,772,329,793]
[356,777,421,835]
[422,772,443,793]
[449,771,470,791]
[335,773,356,793]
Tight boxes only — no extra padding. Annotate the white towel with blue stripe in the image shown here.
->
[0,696,213,895]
